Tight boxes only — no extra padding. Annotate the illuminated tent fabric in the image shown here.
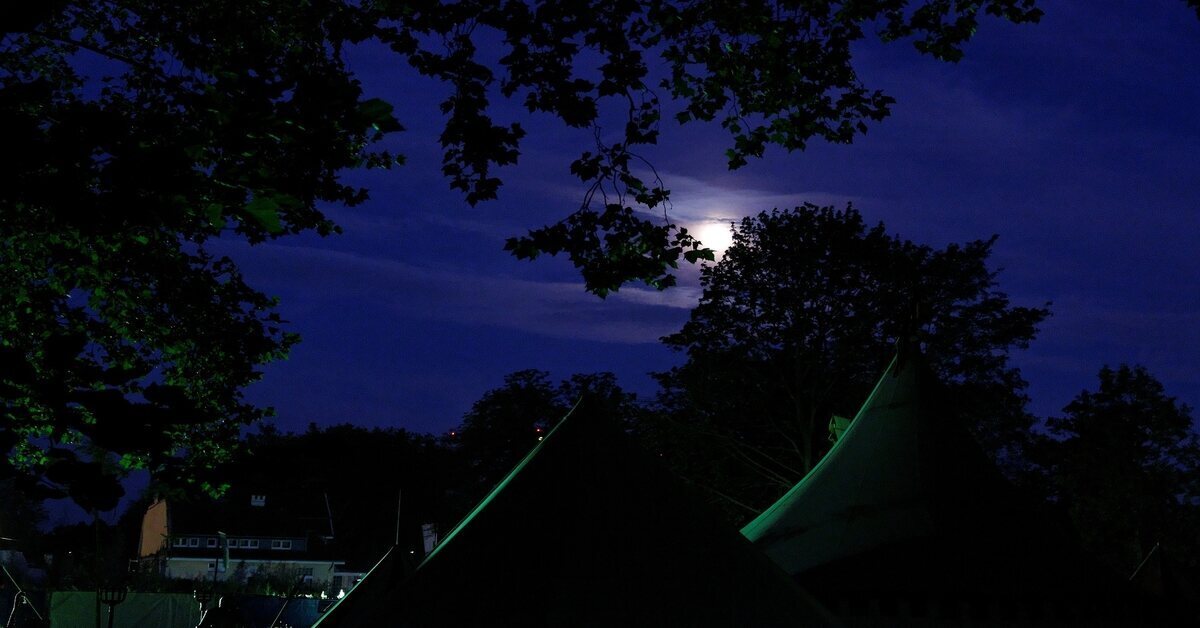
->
[315,401,833,627]
[316,545,400,625]
[741,350,1010,576]
[49,591,201,627]
[741,349,1134,606]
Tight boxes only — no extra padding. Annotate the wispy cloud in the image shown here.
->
[610,285,702,309]
[659,174,860,254]
[662,173,858,221]
[1012,292,1200,414]
[225,243,692,345]
[505,167,859,257]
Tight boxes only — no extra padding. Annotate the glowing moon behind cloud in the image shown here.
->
[692,220,735,256]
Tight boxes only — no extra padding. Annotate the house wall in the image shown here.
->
[163,557,215,581]
[138,499,169,558]
[165,557,339,585]
[330,570,369,594]
[168,535,308,552]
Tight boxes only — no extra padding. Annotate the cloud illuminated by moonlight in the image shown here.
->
[660,173,858,258]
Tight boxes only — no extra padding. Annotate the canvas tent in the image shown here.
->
[741,348,1157,623]
[49,591,200,627]
[315,401,832,627]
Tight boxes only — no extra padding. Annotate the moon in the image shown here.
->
[692,221,734,256]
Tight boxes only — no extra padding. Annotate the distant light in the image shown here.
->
[537,437,543,441]
[337,589,346,599]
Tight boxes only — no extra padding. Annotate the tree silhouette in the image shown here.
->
[229,424,459,569]
[652,205,1049,519]
[1038,365,1200,580]
[2,1,1046,506]
[450,371,639,500]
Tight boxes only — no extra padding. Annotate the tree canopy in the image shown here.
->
[1037,365,1200,580]
[1,0,401,509]
[450,370,639,500]
[650,205,1049,518]
[1,0,1048,507]
[233,423,459,568]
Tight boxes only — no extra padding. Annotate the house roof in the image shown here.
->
[315,400,833,627]
[167,487,333,539]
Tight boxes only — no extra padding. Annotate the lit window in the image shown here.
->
[188,538,199,547]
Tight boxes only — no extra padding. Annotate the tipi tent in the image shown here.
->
[742,348,1146,623]
[315,401,833,627]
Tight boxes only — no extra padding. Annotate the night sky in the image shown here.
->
[219,2,1200,439]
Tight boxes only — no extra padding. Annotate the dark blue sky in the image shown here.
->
[225,2,1200,437]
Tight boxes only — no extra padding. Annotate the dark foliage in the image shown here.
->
[650,205,1049,521]
[491,0,1044,293]
[1,0,395,509]
[34,519,128,589]
[230,424,459,570]
[1,0,1046,508]
[449,371,640,501]
[1036,365,1200,583]
[0,478,46,546]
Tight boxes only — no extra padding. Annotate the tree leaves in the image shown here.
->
[0,0,1069,509]
[1037,365,1200,576]
[43,449,125,513]
[374,0,1050,294]
[652,204,1050,519]
[0,0,359,506]
[449,370,641,500]
[358,97,403,134]
[244,196,284,234]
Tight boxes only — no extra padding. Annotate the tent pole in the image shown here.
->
[394,490,402,546]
